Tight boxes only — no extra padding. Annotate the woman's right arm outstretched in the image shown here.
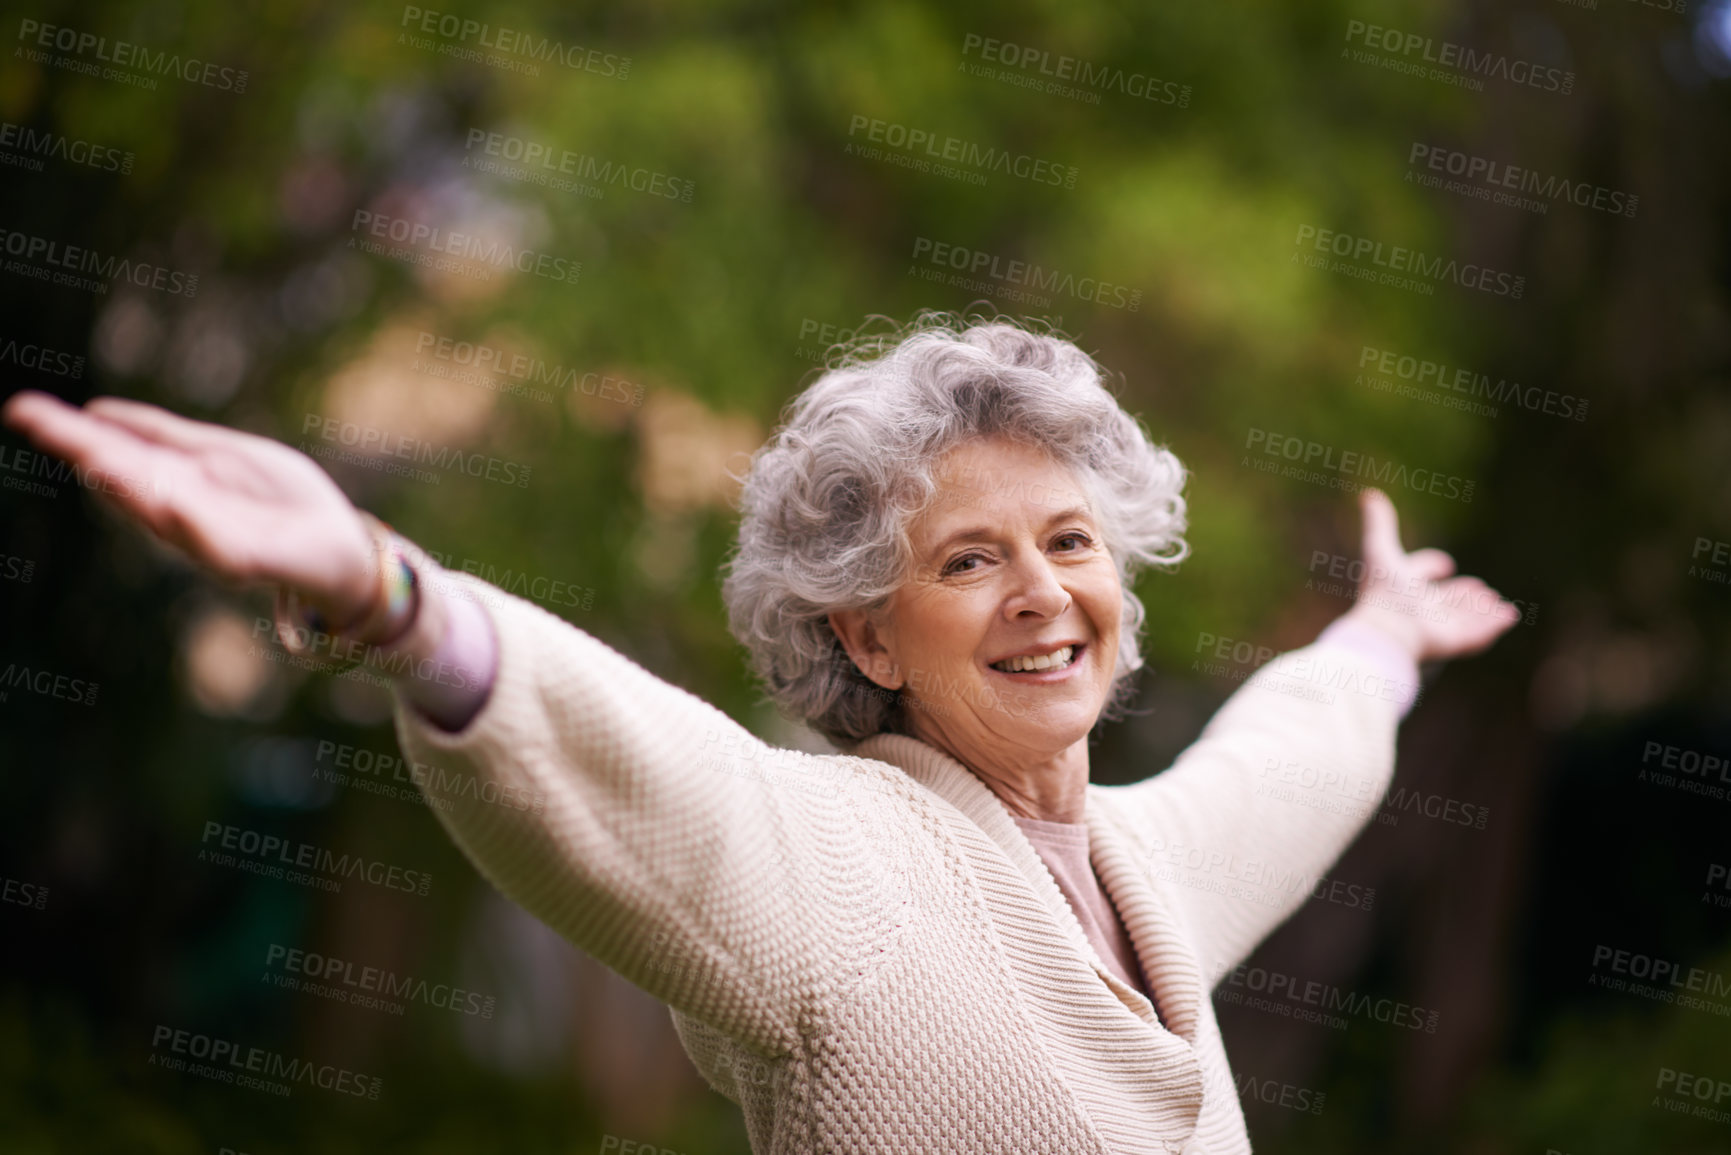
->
[1,390,898,1061]
[386,565,892,1058]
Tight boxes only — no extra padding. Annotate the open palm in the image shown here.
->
[1,390,377,621]
[1348,486,1520,663]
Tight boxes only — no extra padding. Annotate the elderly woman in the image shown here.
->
[3,317,1517,1154]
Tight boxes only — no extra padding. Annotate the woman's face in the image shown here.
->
[831,435,1124,766]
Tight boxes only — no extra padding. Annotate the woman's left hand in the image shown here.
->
[1343,487,1521,664]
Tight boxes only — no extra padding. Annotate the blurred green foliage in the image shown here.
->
[3,0,1729,1151]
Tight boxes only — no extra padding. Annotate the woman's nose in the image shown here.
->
[1002,554,1071,619]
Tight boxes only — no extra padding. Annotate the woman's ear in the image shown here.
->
[827,608,903,690]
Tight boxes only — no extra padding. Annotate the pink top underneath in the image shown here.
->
[1012,815,1153,1005]
[1005,618,1420,1016]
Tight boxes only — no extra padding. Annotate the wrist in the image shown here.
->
[300,571,378,632]
[1342,601,1425,663]
[372,559,452,673]
[1318,609,1425,719]
[273,516,427,661]
[393,577,500,731]
[299,515,389,629]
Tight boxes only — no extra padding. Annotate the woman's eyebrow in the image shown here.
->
[931,505,1095,552]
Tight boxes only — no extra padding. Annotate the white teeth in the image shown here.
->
[991,645,1074,673]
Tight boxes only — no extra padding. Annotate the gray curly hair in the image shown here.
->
[720,311,1189,747]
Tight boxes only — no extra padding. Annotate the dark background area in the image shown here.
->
[3,0,1731,1150]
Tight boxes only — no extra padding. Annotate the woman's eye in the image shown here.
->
[944,554,983,575]
[1054,532,1091,551]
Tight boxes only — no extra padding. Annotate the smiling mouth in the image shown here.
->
[989,645,1078,674]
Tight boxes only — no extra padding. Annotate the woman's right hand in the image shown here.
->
[1,390,379,623]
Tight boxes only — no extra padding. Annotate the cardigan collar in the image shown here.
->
[851,731,1209,1151]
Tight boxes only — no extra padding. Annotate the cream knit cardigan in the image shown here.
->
[391,570,1405,1155]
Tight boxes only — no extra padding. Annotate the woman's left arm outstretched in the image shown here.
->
[1099,488,1521,985]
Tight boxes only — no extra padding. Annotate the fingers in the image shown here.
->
[5,393,148,471]
[62,433,180,531]
[2,391,183,524]
[1428,576,1522,658]
[7,393,239,473]
[85,396,241,453]
[7,395,161,485]
[1454,603,1522,655]
[1,389,74,435]
[1358,488,1405,578]
[1476,581,1522,628]
[1406,548,1456,583]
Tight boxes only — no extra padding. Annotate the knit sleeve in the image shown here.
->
[387,568,892,1058]
[1095,621,1417,988]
